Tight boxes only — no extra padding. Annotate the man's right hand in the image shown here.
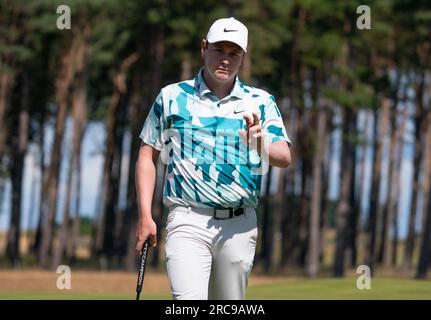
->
[136,217,157,255]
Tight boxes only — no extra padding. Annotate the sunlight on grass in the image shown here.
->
[246,278,431,300]
[1,278,430,300]
[0,291,170,300]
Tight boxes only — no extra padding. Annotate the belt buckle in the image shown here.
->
[213,208,233,220]
[213,208,236,220]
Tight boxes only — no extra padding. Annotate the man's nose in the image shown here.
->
[220,54,230,65]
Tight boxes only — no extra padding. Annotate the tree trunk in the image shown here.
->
[319,113,331,264]
[416,138,431,279]
[279,4,306,269]
[420,117,431,239]
[404,72,426,270]
[0,1,19,159]
[346,112,359,268]
[333,106,355,277]
[68,132,83,263]
[51,141,74,269]
[275,166,288,270]
[356,111,371,265]
[111,90,128,265]
[382,100,404,267]
[95,52,139,264]
[308,103,327,277]
[51,21,91,268]
[365,98,390,271]
[150,29,165,101]
[5,71,29,267]
[391,106,408,267]
[296,90,310,269]
[38,33,78,268]
[415,111,431,278]
[27,153,39,241]
[31,95,46,255]
[127,28,166,268]
[280,105,298,268]
[260,165,273,272]
[334,23,356,277]
[29,33,52,257]
[379,82,401,265]
[92,165,106,256]
[67,22,90,263]
[293,62,311,269]
[379,114,396,266]
[97,86,121,262]
[0,72,14,159]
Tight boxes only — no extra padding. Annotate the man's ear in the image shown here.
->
[240,52,246,68]
[201,38,207,59]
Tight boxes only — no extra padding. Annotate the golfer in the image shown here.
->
[135,17,291,300]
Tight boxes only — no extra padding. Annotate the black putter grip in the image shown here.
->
[136,239,149,300]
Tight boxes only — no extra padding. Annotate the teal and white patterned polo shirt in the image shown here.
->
[139,68,291,209]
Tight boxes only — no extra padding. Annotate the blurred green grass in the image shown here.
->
[0,291,167,300]
[245,278,431,300]
[1,278,430,300]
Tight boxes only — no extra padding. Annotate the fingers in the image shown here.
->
[243,114,253,128]
[238,129,247,142]
[251,131,263,139]
[252,112,260,126]
[136,239,144,255]
[248,121,262,143]
[149,234,157,248]
[136,218,157,255]
[249,124,261,135]
[136,233,157,255]
[238,128,262,145]
[243,113,260,129]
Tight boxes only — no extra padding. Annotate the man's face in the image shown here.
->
[201,39,244,83]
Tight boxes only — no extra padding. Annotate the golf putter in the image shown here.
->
[136,239,149,300]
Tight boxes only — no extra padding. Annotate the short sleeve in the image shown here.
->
[139,91,165,151]
[261,96,292,147]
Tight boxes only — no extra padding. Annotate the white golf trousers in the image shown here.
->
[165,205,258,300]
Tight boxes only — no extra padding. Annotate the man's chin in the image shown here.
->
[214,71,232,81]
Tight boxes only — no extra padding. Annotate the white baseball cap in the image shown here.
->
[206,17,248,52]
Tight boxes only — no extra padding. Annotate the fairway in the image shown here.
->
[245,278,431,300]
[1,278,430,300]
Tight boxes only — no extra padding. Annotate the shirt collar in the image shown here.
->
[195,68,245,100]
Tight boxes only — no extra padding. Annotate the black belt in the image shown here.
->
[213,207,245,220]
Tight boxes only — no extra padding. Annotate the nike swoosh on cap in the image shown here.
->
[233,109,246,114]
[224,28,238,32]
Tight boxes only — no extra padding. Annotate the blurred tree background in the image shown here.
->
[0,0,430,280]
